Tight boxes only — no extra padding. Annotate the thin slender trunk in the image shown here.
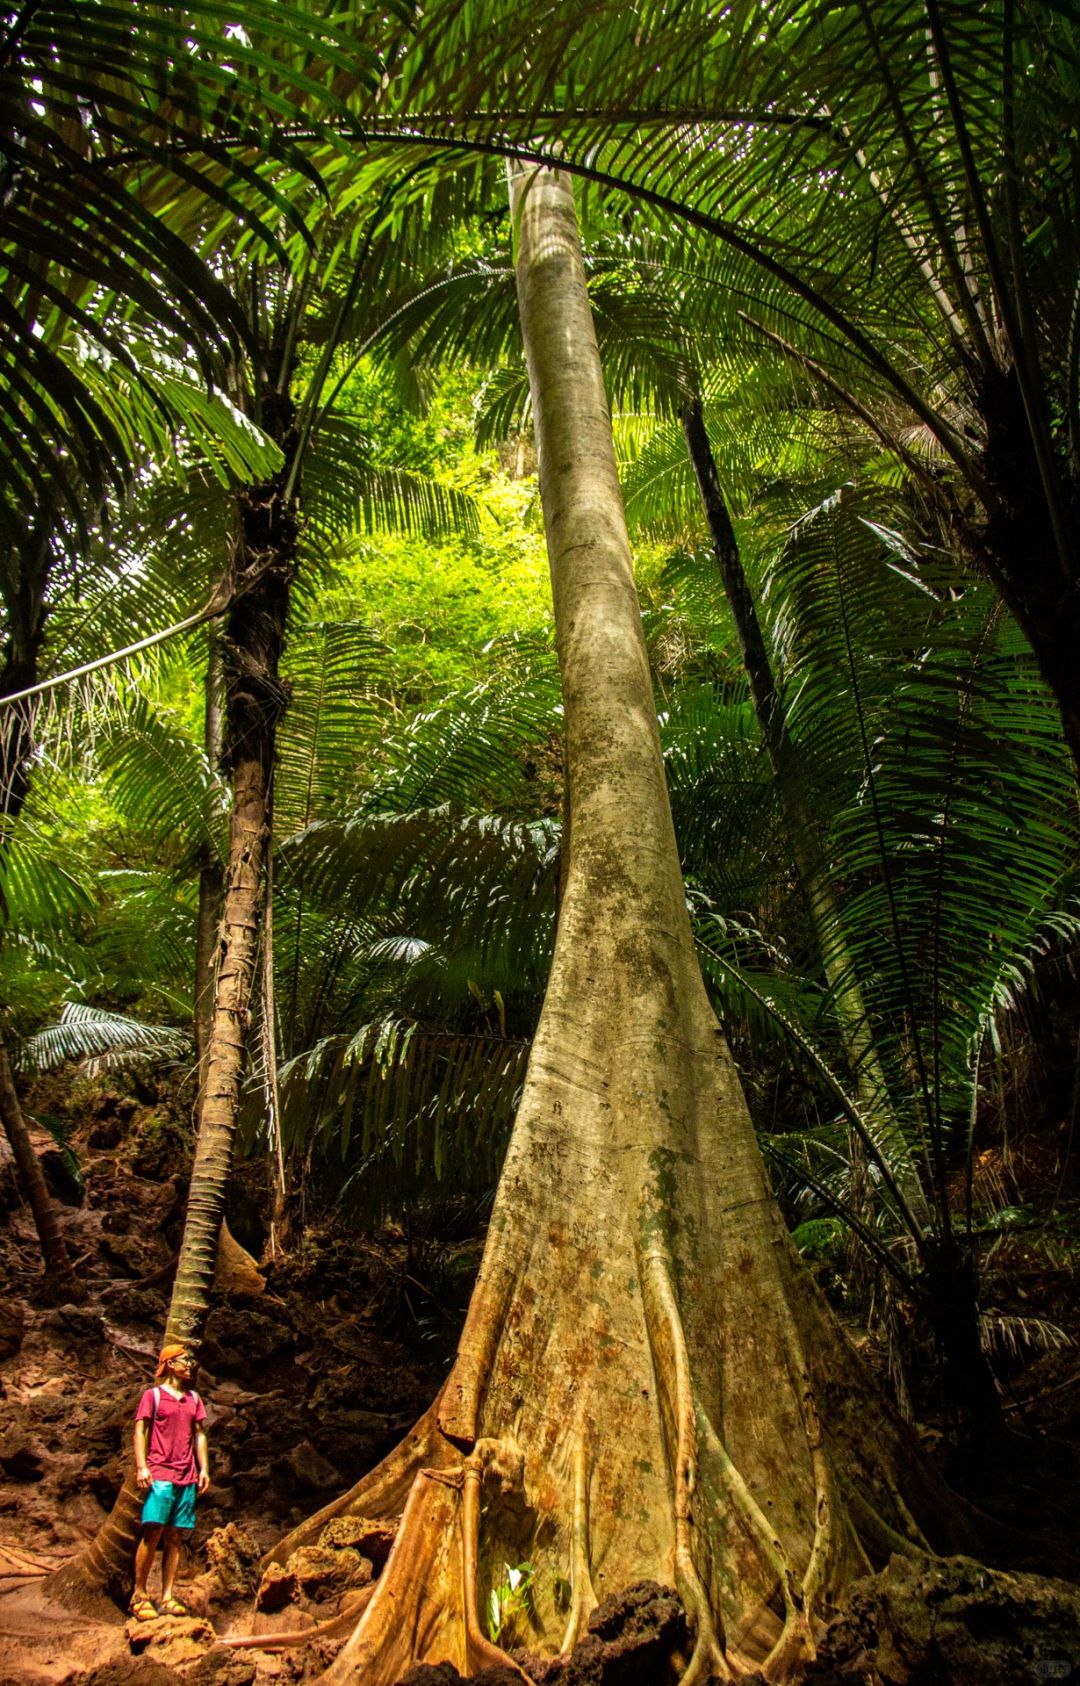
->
[682,400,1004,1446]
[681,399,889,1114]
[0,1036,83,1300]
[0,515,83,1296]
[974,362,1080,776]
[270,167,962,1686]
[52,373,298,1610]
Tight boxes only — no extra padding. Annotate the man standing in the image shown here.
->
[130,1344,210,1620]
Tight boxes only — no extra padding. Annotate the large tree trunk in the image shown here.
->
[268,167,963,1686]
[51,375,297,1610]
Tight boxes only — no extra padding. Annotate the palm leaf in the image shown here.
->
[18,1001,190,1076]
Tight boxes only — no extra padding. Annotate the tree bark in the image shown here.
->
[267,167,965,1686]
[194,632,224,1091]
[0,513,83,1297]
[51,373,298,1610]
[0,1035,83,1300]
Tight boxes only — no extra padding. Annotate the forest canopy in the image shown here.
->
[1,4,1079,1683]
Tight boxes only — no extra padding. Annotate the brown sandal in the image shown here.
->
[159,1594,189,1617]
[128,1594,158,1622]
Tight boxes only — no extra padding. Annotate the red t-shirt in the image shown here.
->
[135,1386,207,1485]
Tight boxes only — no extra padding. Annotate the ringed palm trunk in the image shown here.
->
[51,379,298,1609]
[266,168,963,1686]
[193,632,225,1091]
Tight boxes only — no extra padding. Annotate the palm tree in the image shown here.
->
[0,0,394,547]
[50,213,486,1598]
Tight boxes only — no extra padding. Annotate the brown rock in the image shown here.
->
[86,1661,176,1685]
[187,1648,258,1686]
[101,1233,153,1277]
[88,1117,125,1149]
[528,1582,685,1686]
[397,1668,466,1686]
[284,1440,340,1492]
[202,1307,295,1370]
[126,1613,216,1668]
[40,1303,104,1343]
[0,1438,46,1482]
[0,1301,25,1360]
[255,1562,298,1614]
[318,1515,397,1570]
[805,1554,1080,1686]
[285,1544,362,1602]
[203,1523,263,1600]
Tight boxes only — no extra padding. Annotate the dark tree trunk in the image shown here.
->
[682,398,1005,1451]
[976,363,1080,774]
[681,398,887,1099]
[0,514,83,1296]
[0,1036,83,1301]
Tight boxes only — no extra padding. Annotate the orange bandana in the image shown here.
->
[154,1344,189,1380]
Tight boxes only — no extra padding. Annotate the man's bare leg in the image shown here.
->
[133,1524,163,1598]
[160,1528,183,1602]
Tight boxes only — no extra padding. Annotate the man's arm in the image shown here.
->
[195,1425,210,1495]
[133,1419,152,1491]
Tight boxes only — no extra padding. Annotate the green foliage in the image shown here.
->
[18,1002,191,1077]
[486,1562,536,1644]
[3,0,1079,1332]
[95,697,227,876]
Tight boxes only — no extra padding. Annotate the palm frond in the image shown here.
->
[279,1015,529,1218]
[95,696,226,874]
[18,1001,191,1076]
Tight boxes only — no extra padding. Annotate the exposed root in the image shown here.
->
[695,1411,815,1680]
[0,1544,56,1579]
[640,1246,731,1686]
[559,1438,597,1655]
[462,1449,536,1685]
[794,1383,832,1640]
[221,1587,374,1652]
[319,1465,469,1684]
[884,1478,933,1553]
[843,1477,934,1562]
[439,1249,521,1445]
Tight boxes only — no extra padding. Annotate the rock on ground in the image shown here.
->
[805,1553,1080,1685]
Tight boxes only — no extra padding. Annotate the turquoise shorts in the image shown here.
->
[140,1480,197,1531]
